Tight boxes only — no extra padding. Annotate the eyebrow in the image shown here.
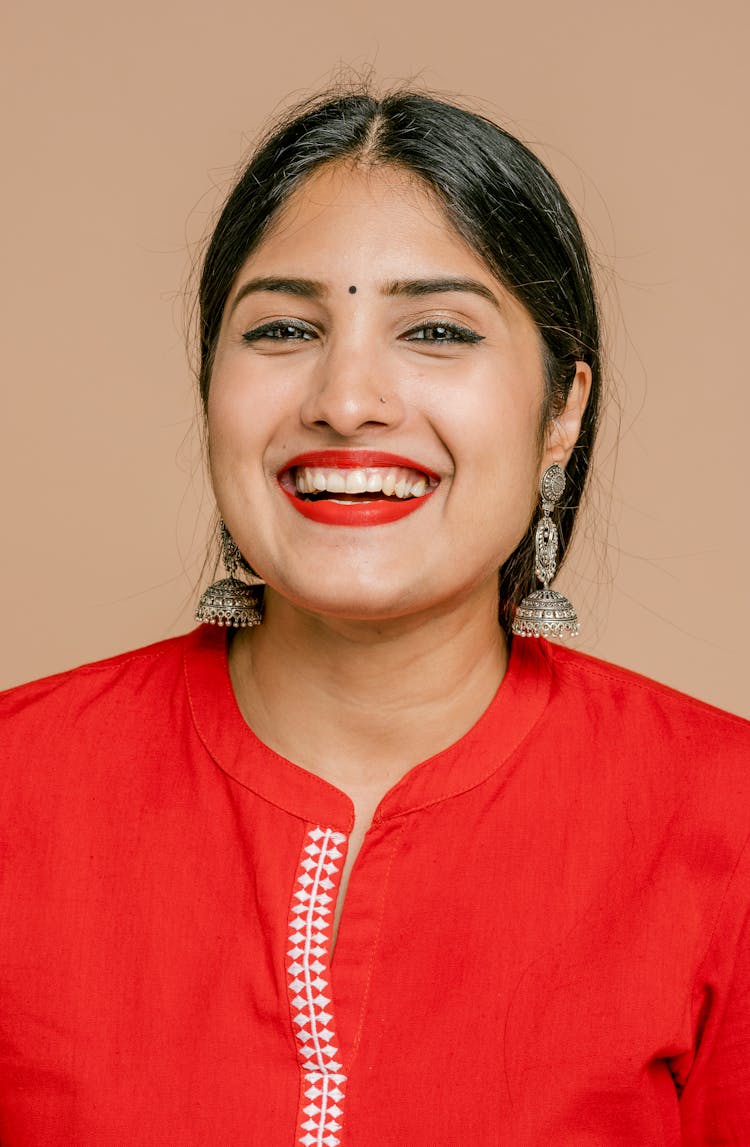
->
[228,275,501,315]
[228,277,327,315]
[383,277,501,309]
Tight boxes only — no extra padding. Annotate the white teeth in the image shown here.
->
[326,472,346,493]
[293,465,436,499]
[345,470,367,494]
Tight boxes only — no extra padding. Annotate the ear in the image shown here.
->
[543,362,593,468]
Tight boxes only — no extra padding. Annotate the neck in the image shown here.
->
[228,585,508,794]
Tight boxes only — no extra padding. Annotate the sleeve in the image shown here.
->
[678,842,750,1144]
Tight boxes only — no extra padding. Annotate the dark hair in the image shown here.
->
[197,87,601,630]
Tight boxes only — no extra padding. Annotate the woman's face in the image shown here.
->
[208,162,587,623]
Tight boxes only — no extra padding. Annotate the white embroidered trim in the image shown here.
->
[287,826,348,1147]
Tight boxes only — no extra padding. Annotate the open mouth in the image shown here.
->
[278,453,440,526]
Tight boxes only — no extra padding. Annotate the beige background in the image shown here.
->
[2,0,748,717]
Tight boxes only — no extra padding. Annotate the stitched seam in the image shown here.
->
[548,647,750,729]
[373,695,551,823]
[346,819,408,1070]
[183,645,353,830]
[687,828,750,1022]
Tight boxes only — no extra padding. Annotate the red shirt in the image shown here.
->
[1,625,749,1145]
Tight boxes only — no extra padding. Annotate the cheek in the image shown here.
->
[206,362,272,480]
[436,368,544,554]
[441,369,544,479]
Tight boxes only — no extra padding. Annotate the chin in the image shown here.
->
[270,577,427,623]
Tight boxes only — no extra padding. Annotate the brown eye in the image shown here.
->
[242,321,316,343]
[404,322,483,344]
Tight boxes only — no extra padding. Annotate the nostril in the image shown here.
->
[300,377,402,435]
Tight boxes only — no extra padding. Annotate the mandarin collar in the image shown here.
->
[184,624,551,832]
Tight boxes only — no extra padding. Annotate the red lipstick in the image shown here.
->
[280,486,435,526]
[278,450,439,528]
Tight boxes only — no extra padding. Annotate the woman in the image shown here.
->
[1,88,749,1145]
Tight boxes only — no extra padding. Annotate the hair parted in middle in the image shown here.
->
[197,84,601,631]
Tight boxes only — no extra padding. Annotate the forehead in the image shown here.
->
[243,161,490,277]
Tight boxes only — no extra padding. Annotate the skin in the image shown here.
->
[207,161,591,945]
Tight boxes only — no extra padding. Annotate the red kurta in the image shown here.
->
[1,625,749,1144]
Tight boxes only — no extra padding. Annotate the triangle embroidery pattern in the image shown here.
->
[286,825,348,1147]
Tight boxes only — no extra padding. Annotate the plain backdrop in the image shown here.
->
[2,0,748,717]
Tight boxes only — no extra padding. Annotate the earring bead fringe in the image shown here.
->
[195,578,263,628]
[195,521,264,629]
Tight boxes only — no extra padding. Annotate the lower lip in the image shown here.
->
[280,486,435,526]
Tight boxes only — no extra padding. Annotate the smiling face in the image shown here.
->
[207,161,586,623]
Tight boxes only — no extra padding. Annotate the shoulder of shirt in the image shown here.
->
[540,639,750,740]
[0,630,193,720]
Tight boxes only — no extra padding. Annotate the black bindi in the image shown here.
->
[348,285,357,294]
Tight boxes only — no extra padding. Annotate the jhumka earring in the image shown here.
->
[195,521,264,628]
[512,463,579,639]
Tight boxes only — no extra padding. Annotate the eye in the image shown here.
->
[242,319,317,343]
[403,321,484,345]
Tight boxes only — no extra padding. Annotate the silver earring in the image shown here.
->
[512,463,579,639]
[195,521,264,628]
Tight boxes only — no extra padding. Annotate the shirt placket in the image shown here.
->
[286,825,349,1147]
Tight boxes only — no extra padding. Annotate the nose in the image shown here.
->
[299,338,405,437]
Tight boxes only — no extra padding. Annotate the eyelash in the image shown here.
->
[241,319,484,345]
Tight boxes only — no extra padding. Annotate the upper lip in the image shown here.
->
[280,450,440,479]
